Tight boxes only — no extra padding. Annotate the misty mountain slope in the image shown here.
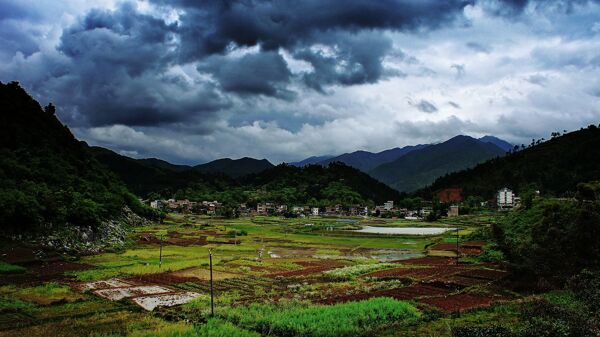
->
[479,135,513,152]
[369,136,505,192]
[417,126,600,199]
[317,144,429,172]
[290,155,335,167]
[194,157,274,178]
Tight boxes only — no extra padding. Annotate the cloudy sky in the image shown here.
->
[1,0,600,164]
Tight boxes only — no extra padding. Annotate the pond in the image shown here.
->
[353,226,453,235]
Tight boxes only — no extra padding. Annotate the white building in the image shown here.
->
[383,200,394,211]
[150,200,162,209]
[497,187,516,209]
[311,207,319,216]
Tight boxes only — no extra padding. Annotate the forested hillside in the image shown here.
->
[0,82,155,234]
[193,157,274,178]
[89,146,233,198]
[417,125,600,199]
[92,146,401,207]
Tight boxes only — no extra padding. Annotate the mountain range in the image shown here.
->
[369,136,506,192]
[290,135,511,192]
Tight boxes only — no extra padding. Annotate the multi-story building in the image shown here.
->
[497,187,516,209]
[383,200,394,211]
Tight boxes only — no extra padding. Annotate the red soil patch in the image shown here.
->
[366,264,475,281]
[429,243,459,251]
[460,247,483,255]
[0,260,91,286]
[461,241,487,248]
[319,284,452,304]
[396,257,457,265]
[419,293,500,313]
[456,268,508,281]
[266,260,345,278]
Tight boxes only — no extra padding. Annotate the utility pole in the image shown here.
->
[455,227,460,266]
[209,248,214,316]
[159,235,163,269]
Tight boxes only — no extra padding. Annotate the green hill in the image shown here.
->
[369,135,505,192]
[241,162,402,206]
[89,146,233,199]
[417,125,600,199]
[194,157,274,178]
[0,82,154,235]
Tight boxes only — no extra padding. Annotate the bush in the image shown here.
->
[515,300,596,337]
[322,263,397,281]
[567,269,600,313]
[452,326,512,337]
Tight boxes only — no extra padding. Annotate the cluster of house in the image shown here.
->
[148,187,522,217]
[254,203,370,217]
[150,199,223,215]
[437,187,522,217]
[254,201,433,218]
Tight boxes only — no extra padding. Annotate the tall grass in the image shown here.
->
[217,298,419,337]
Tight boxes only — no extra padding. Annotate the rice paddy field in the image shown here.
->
[0,213,527,337]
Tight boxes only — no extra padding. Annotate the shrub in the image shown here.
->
[452,326,512,337]
[515,300,596,337]
[322,263,397,281]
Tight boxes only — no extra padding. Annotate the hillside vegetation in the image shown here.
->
[92,147,402,207]
[417,126,600,199]
[0,82,155,235]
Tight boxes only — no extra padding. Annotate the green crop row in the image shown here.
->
[216,298,419,337]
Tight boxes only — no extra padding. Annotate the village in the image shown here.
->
[146,187,521,218]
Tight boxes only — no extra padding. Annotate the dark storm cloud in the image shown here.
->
[160,0,473,57]
[448,101,462,109]
[198,51,295,99]
[156,0,473,89]
[466,41,491,53]
[293,31,393,92]
[42,2,229,127]
[0,22,39,58]
[413,99,438,113]
[0,1,40,20]
[481,0,600,17]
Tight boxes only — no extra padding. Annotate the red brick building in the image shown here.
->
[436,188,463,203]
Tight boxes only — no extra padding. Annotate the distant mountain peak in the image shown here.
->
[478,135,513,152]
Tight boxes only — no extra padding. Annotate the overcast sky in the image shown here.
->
[1,0,600,164]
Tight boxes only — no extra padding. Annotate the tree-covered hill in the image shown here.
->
[370,135,506,192]
[0,82,154,235]
[92,145,401,207]
[417,125,600,199]
[193,157,274,178]
[240,162,402,206]
[89,146,233,198]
